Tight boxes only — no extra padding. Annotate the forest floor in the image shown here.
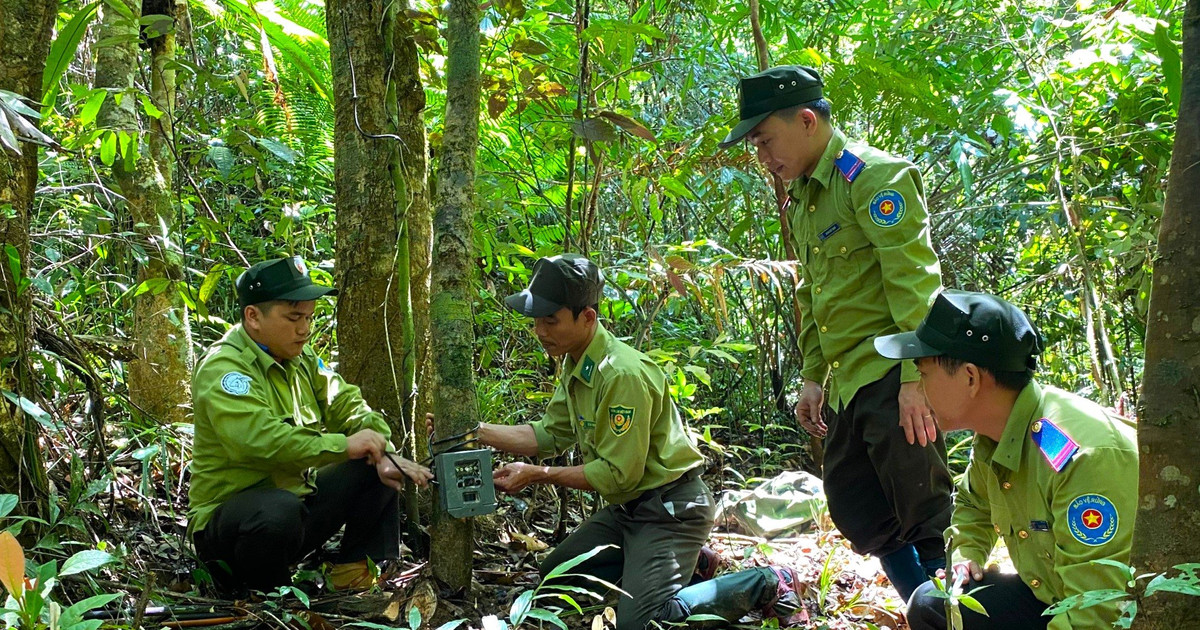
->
[62,462,917,630]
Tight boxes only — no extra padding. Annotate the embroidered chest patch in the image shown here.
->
[609,406,634,436]
[1067,494,1118,546]
[868,189,906,227]
[221,371,252,396]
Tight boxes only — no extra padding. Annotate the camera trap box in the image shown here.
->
[434,449,497,518]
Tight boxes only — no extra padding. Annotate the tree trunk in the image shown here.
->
[0,0,56,515]
[327,0,406,429]
[429,0,481,591]
[327,0,431,536]
[1130,1,1199,627]
[95,0,193,425]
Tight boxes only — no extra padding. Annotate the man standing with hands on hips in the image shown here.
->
[719,65,954,600]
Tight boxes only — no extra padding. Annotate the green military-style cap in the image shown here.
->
[504,254,604,318]
[235,256,336,309]
[874,290,1043,372]
[719,65,824,149]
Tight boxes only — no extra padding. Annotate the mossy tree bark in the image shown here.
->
[0,0,56,514]
[327,0,429,518]
[1130,1,1200,627]
[429,0,482,591]
[95,0,193,425]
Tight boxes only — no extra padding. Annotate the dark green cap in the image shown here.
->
[719,65,824,149]
[874,290,1043,372]
[235,256,337,309]
[504,254,604,318]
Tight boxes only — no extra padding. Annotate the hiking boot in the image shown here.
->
[762,565,808,627]
[328,560,374,592]
[693,545,722,582]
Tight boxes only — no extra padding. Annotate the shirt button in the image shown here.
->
[813,246,821,254]
[994,524,1001,534]
[1002,481,1012,490]
[1019,530,1029,539]
[1030,579,1042,588]
[815,286,822,294]
[832,361,840,369]
[820,325,828,333]
[839,246,847,254]
[808,205,816,213]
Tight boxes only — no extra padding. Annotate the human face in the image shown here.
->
[915,357,974,431]
[244,300,316,360]
[746,110,821,182]
[532,306,595,359]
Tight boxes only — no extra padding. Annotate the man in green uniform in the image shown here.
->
[720,65,954,599]
[430,254,805,629]
[876,290,1137,628]
[189,257,432,594]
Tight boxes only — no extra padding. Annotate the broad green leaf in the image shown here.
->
[1155,23,1181,113]
[207,145,233,178]
[508,589,533,623]
[43,3,102,100]
[60,550,116,577]
[512,38,551,55]
[407,604,420,630]
[658,176,694,200]
[58,593,121,629]
[958,594,988,616]
[79,90,108,126]
[256,138,299,163]
[0,390,52,428]
[139,94,163,119]
[0,496,16,520]
[0,110,18,155]
[432,621,467,630]
[100,131,116,166]
[523,608,568,630]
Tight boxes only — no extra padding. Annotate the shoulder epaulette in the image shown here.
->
[834,148,865,183]
[1031,418,1078,472]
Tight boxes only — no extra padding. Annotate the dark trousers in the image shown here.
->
[539,472,715,630]
[907,573,1050,629]
[193,460,400,593]
[823,367,953,577]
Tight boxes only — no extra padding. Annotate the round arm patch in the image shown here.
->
[1067,493,1118,546]
[869,189,907,227]
[221,371,253,396]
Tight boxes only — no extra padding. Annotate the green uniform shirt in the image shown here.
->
[187,324,391,536]
[788,128,942,409]
[530,323,704,505]
[947,381,1138,629]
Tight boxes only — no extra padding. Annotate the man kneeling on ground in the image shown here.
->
[875,290,1137,629]
[188,257,432,594]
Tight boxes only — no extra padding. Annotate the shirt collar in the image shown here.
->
[788,127,847,197]
[990,381,1044,472]
[563,323,610,388]
[235,324,285,374]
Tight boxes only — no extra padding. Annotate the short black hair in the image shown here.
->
[773,98,832,122]
[933,355,1034,392]
[570,303,599,319]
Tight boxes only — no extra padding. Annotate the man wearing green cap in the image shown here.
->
[876,290,1137,629]
[721,65,954,599]
[429,254,807,629]
[188,256,432,594]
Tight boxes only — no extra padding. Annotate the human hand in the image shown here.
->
[950,559,983,584]
[794,380,827,437]
[376,454,434,490]
[425,412,435,438]
[492,462,546,494]
[898,381,938,447]
[346,429,387,461]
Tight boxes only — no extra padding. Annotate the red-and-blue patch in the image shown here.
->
[1067,493,1118,546]
[868,190,906,227]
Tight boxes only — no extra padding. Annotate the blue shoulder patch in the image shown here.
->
[1031,418,1079,472]
[834,149,865,183]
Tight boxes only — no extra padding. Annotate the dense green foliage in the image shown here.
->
[14,0,1181,526]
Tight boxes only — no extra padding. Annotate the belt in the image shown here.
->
[620,467,703,512]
